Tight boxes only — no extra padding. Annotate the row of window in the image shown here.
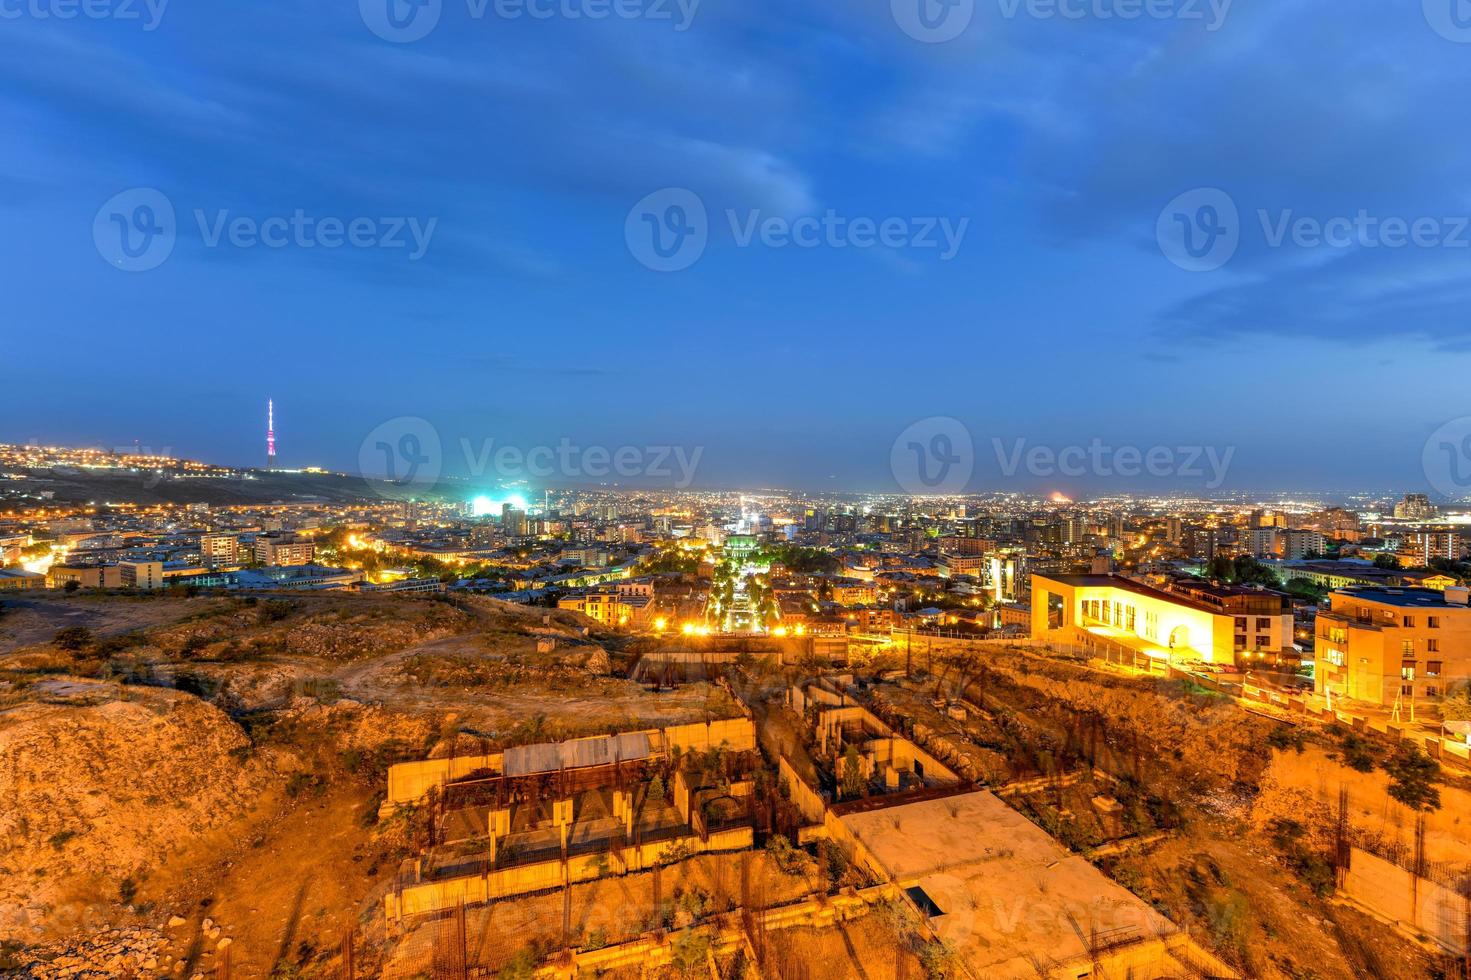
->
[1400,661,1445,680]
[1082,599,1137,634]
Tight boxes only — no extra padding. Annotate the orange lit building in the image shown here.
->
[1031,573,1291,665]
[1315,586,1471,708]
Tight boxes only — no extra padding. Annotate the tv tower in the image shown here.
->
[266,399,277,470]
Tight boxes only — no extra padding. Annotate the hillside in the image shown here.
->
[0,591,735,976]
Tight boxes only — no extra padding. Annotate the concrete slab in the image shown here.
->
[841,791,1177,978]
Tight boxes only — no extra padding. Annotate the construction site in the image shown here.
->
[367,659,1243,979]
[6,594,1469,979]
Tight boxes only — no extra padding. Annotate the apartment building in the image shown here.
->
[119,560,165,590]
[199,531,242,566]
[254,534,315,567]
[936,552,987,579]
[557,583,653,627]
[1315,586,1471,707]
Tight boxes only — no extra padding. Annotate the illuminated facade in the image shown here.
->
[557,581,654,628]
[1030,573,1292,664]
[1315,586,1471,707]
[254,534,315,567]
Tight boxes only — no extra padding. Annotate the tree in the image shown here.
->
[1441,684,1471,723]
[669,927,711,975]
[1373,553,1402,570]
[1384,744,1441,812]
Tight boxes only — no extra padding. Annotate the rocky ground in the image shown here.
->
[0,591,737,976]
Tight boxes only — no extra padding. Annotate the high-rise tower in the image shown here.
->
[267,399,277,470]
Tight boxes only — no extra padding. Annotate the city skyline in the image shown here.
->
[6,408,1471,499]
[6,1,1471,495]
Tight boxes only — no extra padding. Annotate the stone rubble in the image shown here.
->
[11,927,178,979]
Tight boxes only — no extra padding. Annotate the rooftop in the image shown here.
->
[1033,573,1237,616]
[1335,586,1469,609]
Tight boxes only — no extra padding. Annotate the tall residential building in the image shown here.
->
[1283,529,1325,560]
[254,534,315,567]
[502,507,529,537]
[1244,527,1281,558]
[1394,493,1437,521]
[1404,531,1463,565]
[1185,526,1219,561]
[200,531,242,566]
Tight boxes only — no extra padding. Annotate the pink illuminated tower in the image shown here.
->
[266,399,277,470]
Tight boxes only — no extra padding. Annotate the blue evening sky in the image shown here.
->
[4,0,1471,494]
